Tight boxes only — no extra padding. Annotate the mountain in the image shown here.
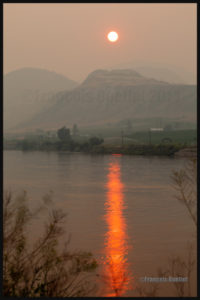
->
[110,61,195,84]
[134,66,185,85]
[14,69,196,131]
[81,69,168,87]
[4,68,78,131]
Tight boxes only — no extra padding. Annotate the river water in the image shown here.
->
[3,151,196,296]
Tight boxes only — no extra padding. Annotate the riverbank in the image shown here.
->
[174,147,197,158]
[89,144,196,157]
[4,139,196,157]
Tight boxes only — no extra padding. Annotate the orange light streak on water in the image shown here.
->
[103,158,133,297]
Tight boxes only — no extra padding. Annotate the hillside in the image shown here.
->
[4,68,78,131]
[111,61,195,84]
[81,69,168,87]
[13,69,196,131]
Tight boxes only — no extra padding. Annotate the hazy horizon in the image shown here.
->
[4,3,197,83]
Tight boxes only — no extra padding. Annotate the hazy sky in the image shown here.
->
[4,3,197,82]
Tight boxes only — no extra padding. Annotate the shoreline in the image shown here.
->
[3,145,197,158]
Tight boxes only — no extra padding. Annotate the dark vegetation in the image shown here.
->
[4,126,104,152]
[4,138,185,156]
[89,143,184,156]
[3,191,98,297]
[4,127,196,156]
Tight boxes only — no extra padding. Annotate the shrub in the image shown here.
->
[3,191,98,297]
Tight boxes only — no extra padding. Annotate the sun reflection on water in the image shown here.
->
[103,157,133,296]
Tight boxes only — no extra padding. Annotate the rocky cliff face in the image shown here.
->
[15,69,196,131]
[81,69,168,87]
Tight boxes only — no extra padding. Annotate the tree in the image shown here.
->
[57,127,71,142]
[165,159,197,297]
[72,124,79,137]
[134,158,197,297]
[3,191,98,297]
[171,158,197,227]
[89,137,104,147]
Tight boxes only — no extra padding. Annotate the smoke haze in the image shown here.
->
[4,3,196,83]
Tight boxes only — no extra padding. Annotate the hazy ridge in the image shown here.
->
[16,69,196,131]
[4,68,78,130]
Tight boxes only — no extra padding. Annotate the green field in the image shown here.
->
[101,129,197,146]
[128,129,197,145]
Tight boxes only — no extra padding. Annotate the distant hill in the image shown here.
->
[134,66,185,85]
[111,61,195,84]
[81,69,168,87]
[4,68,78,131]
[13,69,196,132]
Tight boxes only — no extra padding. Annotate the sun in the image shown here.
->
[107,31,119,43]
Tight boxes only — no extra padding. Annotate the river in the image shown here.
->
[3,151,196,296]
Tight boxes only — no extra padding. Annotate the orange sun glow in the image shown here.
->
[107,31,119,43]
